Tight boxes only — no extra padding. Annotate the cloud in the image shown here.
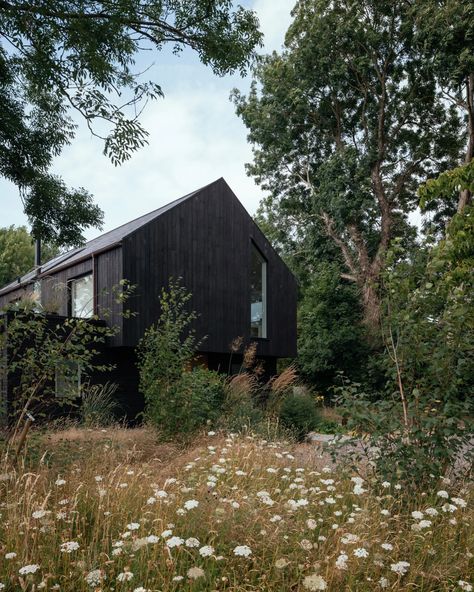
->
[254,0,295,51]
[0,1,296,238]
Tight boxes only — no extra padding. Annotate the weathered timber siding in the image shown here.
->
[122,178,297,358]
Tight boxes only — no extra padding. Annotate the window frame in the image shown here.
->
[250,241,268,339]
[68,272,94,318]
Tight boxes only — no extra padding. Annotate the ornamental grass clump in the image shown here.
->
[0,426,472,591]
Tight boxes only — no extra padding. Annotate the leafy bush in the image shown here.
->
[149,367,225,440]
[278,392,321,441]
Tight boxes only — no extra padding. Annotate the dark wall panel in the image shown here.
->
[123,179,297,358]
[96,247,124,346]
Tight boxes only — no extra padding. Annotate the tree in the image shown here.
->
[0,225,59,286]
[410,0,474,213]
[233,0,462,331]
[0,0,262,246]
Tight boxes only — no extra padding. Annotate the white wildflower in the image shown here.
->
[437,490,449,499]
[32,510,48,519]
[117,571,133,582]
[390,561,410,575]
[442,503,457,513]
[199,545,214,557]
[335,553,348,570]
[19,564,40,575]
[187,567,205,579]
[60,541,79,553]
[303,573,327,590]
[458,581,473,591]
[166,536,184,548]
[353,548,369,558]
[233,545,252,557]
[85,569,104,587]
[184,499,199,510]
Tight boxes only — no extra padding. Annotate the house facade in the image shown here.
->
[0,178,297,419]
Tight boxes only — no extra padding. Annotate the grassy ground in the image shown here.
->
[0,426,473,591]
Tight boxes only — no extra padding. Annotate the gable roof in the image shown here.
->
[0,179,221,296]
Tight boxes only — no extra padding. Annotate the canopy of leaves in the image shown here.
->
[0,0,262,246]
[233,0,462,332]
[0,225,59,286]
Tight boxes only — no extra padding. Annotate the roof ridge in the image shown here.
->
[0,178,223,295]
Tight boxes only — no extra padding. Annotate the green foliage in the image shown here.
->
[155,367,225,440]
[0,310,117,426]
[278,392,321,441]
[334,206,474,487]
[137,279,199,417]
[1,1,262,246]
[233,0,462,332]
[137,279,225,439]
[80,382,119,428]
[297,263,370,390]
[0,225,59,286]
[419,159,474,208]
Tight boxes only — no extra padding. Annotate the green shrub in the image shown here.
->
[147,367,224,440]
[278,392,321,440]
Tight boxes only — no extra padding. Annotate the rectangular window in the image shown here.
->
[55,361,81,399]
[70,274,93,318]
[250,243,267,338]
[33,280,41,306]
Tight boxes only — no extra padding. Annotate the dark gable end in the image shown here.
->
[121,178,297,358]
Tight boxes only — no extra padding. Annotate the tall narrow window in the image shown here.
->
[70,274,93,318]
[250,243,267,338]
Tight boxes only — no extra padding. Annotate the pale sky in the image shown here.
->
[0,0,296,240]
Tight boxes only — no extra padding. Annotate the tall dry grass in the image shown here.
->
[0,427,472,591]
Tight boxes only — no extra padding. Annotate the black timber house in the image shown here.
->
[0,179,297,419]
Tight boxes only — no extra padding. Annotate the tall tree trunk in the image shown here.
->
[458,72,474,212]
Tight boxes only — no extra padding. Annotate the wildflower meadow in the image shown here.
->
[0,428,472,591]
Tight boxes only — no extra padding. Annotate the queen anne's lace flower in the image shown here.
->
[187,567,205,579]
[233,545,252,557]
[391,561,410,575]
[303,574,327,590]
[199,545,214,557]
[85,569,104,587]
[166,536,184,548]
[184,499,199,510]
[19,564,40,575]
[60,541,79,553]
